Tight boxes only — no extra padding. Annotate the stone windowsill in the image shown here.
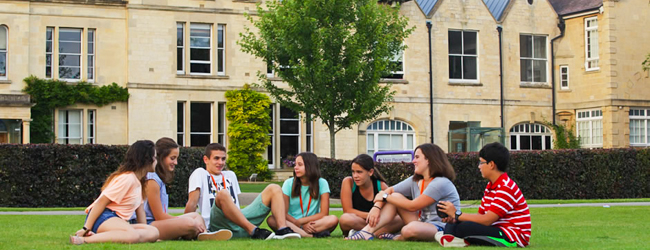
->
[380,78,409,84]
[177,74,230,80]
[0,79,11,84]
[558,89,572,92]
[448,81,482,87]
[520,82,552,89]
[233,0,261,3]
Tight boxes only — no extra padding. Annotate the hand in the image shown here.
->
[437,201,457,218]
[75,228,93,237]
[303,221,317,233]
[366,206,381,227]
[441,217,456,224]
[373,191,386,203]
[195,219,206,233]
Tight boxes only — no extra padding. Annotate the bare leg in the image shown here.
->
[399,221,440,241]
[214,189,256,234]
[260,184,288,229]
[150,213,203,240]
[307,215,339,233]
[82,217,159,243]
[268,218,311,238]
[339,213,366,235]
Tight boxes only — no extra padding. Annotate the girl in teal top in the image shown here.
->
[268,152,339,238]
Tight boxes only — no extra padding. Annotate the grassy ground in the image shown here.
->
[0,206,647,249]
[239,181,284,193]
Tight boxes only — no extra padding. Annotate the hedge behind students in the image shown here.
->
[69,140,159,245]
[269,152,339,238]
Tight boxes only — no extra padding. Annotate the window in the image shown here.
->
[58,110,83,144]
[509,123,552,150]
[0,25,7,79]
[449,30,478,81]
[0,119,22,144]
[385,50,404,79]
[629,108,650,146]
[177,23,184,74]
[560,65,569,89]
[585,17,599,71]
[305,114,313,152]
[190,102,212,146]
[577,109,603,148]
[280,106,300,162]
[190,23,211,74]
[218,102,226,145]
[267,105,275,167]
[520,34,547,83]
[217,24,225,76]
[87,29,95,81]
[59,28,82,80]
[177,101,185,146]
[266,62,274,77]
[46,27,53,78]
[366,120,415,155]
[87,110,96,144]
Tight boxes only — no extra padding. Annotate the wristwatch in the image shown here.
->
[455,210,463,221]
[382,193,389,202]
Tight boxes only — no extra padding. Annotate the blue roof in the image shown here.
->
[483,0,510,21]
[416,0,439,17]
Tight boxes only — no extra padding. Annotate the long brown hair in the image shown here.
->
[155,137,179,184]
[101,140,156,198]
[413,143,456,181]
[292,152,320,199]
[351,154,387,183]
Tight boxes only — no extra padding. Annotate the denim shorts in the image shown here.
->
[129,218,154,225]
[85,208,119,233]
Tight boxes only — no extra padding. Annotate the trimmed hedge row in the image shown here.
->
[0,144,648,207]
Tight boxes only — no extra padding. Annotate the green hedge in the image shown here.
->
[0,144,648,207]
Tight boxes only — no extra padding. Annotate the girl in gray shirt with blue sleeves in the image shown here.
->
[346,143,460,241]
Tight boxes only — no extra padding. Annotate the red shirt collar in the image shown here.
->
[486,172,509,190]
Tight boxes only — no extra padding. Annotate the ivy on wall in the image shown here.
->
[22,76,129,143]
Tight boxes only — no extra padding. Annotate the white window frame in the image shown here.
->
[520,34,548,84]
[0,25,7,80]
[217,24,225,76]
[189,102,213,147]
[448,30,479,83]
[189,23,212,75]
[267,104,276,168]
[45,27,53,79]
[509,123,553,151]
[87,28,95,82]
[576,109,603,148]
[217,102,226,146]
[366,120,415,155]
[58,109,83,144]
[560,65,569,89]
[585,17,599,71]
[87,109,96,144]
[177,22,185,75]
[629,108,650,146]
[386,49,404,79]
[177,101,185,146]
[58,28,83,81]
[279,106,301,163]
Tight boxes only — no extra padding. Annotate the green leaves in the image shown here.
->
[239,0,414,157]
[225,86,273,180]
[22,76,129,143]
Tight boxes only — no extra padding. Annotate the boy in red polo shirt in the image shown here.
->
[436,142,531,247]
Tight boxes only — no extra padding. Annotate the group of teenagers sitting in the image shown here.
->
[70,138,531,248]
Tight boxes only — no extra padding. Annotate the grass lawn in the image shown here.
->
[0,206,647,249]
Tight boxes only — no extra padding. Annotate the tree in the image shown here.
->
[239,0,414,158]
[544,121,580,149]
[225,84,273,180]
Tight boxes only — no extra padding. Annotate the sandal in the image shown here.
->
[69,235,85,245]
[377,233,396,240]
[345,230,374,240]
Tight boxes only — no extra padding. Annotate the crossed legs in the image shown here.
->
[214,184,289,235]
[80,217,159,244]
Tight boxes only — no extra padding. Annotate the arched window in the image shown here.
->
[0,25,7,78]
[366,120,415,155]
[509,123,552,150]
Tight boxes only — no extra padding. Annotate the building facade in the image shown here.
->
[1,0,647,167]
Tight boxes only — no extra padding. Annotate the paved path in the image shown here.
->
[1,195,648,215]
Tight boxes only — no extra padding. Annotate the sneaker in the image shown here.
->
[313,230,331,238]
[251,227,275,240]
[464,235,518,248]
[273,227,301,239]
[435,231,469,247]
[347,229,357,238]
[197,229,233,241]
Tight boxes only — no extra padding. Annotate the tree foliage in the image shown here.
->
[225,84,272,180]
[239,0,414,158]
[643,53,650,72]
[545,121,580,149]
[22,76,129,143]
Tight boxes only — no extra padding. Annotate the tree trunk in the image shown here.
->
[329,122,336,159]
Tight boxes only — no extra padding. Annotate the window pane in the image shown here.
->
[520,35,532,58]
[177,102,184,133]
[545,135,551,149]
[0,27,7,50]
[533,36,546,59]
[177,48,183,71]
[190,134,210,147]
[280,120,299,134]
[406,134,413,150]
[267,135,274,164]
[449,56,462,79]
[520,136,531,150]
[391,134,403,150]
[177,24,184,46]
[217,49,224,73]
[190,37,210,47]
[378,134,390,150]
[510,136,518,150]
[533,60,546,82]
[463,32,477,55]
[190,48,210,61]
[0,52,5,77]
[463,56,477,80]
[190,103,211,132]
[59,67,80,79]
[520,59,532,82]
[532,136,542,150]
[448,31,462,54]
[60,55,81,66]
[59,41,81,54]
[190,63,210,74]
[280,106,298,118]
[59,29,81,41]
[280,136,299,159]
[177,135,184,146]
[367,134,375,151]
